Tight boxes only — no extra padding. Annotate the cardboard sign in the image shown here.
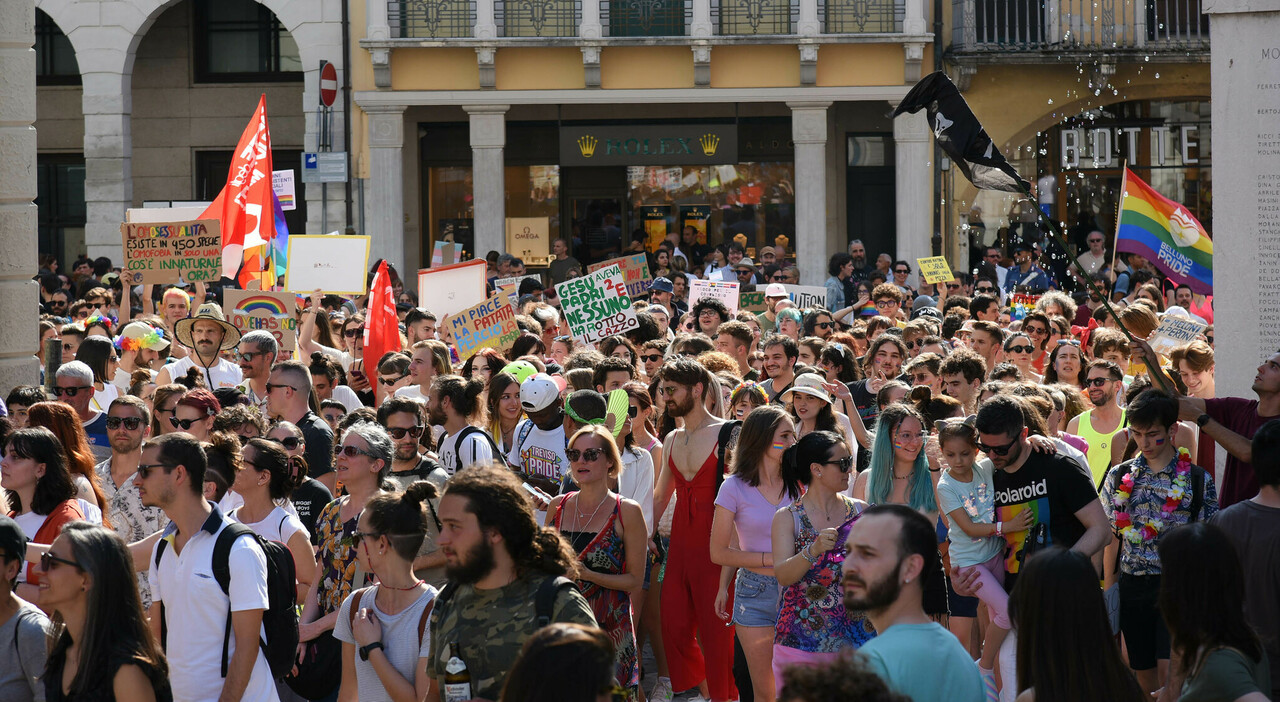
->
[782,284,830,310]
[432,241,457,267]
[120,219,222,285]
[418,259,489,320]
[284,235,371,295]
[689,279,740,315]
[224,289,298,352]
[1147,316,1209,356]
[272,170,296,211]
[505,217,551,266]
[587,253,653,298]
[556,264,639,345]
[448,292,520,360]
[917,256,953,285]
[740,290,767,315]
[1011,293,1041,321]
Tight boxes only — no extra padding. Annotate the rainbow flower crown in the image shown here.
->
[84,312,115,334]
[114,326,167,352]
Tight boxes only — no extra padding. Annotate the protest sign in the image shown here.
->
[494,274,542,304]
[121,219,222,285]
[588,253,653,298]
[418,259,488,320]
[1147,315,1209,356]
[505,217,551,266]
[916,256,953,285]
[689,279,740,314]
[556,264,639,345]
[782,284,830,310]
[447,292,520,360]
[272,170,296,211]
[1010,293,1040,321]
[740,290,767,315]
[224,289,297,353]
[432,240,457,267]
[284,235,371,294]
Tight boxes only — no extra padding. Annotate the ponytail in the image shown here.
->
[780,431,844,500]
[365,479,440,560]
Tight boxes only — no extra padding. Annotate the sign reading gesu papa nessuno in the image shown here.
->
[560,124,739,166]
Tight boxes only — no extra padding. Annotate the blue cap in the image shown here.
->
[650,277,674,294]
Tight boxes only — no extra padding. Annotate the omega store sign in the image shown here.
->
[559,124,740,166]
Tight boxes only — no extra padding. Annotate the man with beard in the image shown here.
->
[1067,360,1128,487]
[378,396,449,586]
[265,360,336,492]
[759,335,798,402]
[235,330,278,412]
[428,464,596,701]
[651,358,737,702]
[113,321,169,391]
[843,504,983,702]
[157,302,243,390]
[428,375,498,477]
[847,336,907,431]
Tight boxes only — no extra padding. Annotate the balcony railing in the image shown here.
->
[495,0,581,35]
[712,0,798,35]
[601,0,692,36]
[822,0,901,33]
[951,0,1208,52]
[391,0,478,38]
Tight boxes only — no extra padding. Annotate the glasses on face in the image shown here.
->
[49,299,67,308]
[894,269,909,275]
[874,300,896,309]
[894,431,925,444]
[627,405,639,418]
[978,437,1018,456]
[1088,238,1104,245]
[904,339,921,350]
[815,322,833,330]
[387,425,425,440]
[344,529,381,546]
[641,354,663,363]
[105,416,144,430]
[1005,344,1035,354]
[1056,339,1081,347]
[88,302,106,310]
[1085,377,1113,388]
[566,447,605,463]
[270,436,302,450]
[335,444,375,458]
[343,328,362,338]
[265,383,297,393]
[169,416,206,430]
[985,253,1002,260]
[379,375,407,386]
[52,386,92,397]
[1025,326,1047,336]
[698,310,719,318]
[771,274,786,282]
[236,351,265,363]
[659,386,683,396]
[40,552,82,572]
[946,283,962,290]
[1205,335,1214,344]
[136,462,172,480]
[976,286,996,294]
[821,456,854,473]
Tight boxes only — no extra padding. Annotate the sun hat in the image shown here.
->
[173,302,241,352]
[780,373,832,404]
[116,321,170,352]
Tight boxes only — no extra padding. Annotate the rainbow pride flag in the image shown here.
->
[1115,167,1212,295]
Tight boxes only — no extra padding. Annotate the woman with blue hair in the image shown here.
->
[775,308,803,341]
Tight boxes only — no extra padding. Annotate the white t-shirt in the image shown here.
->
[165,354,243,390]
[619,447,655,534]
[90,382,119,413]
[229,504,309,545]
[332,384,364,412]
[334,586,437,702]
[218,492,299,520]
[113,366,155,393]
[395,385,427,402]
[506,419,568,484]
[317,343,357,373]
[437,427,495,476]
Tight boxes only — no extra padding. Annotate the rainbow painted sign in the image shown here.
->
[223,289,298,353]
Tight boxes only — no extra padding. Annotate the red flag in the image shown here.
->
[199,95,275,283]
[363,261,400,404]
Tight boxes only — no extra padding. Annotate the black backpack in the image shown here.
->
[443,425,505,475]
[156,522,300,680]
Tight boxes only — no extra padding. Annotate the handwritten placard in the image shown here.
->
[782,284,830,310]
[418,260,489,320]
[494,274,542,305]
[916,256,953,285]
[1147,316,1209,356]
[689,279,740,314]
[120,219,223,285]
[505,217,551,266]
[740,290,767,315]
[448,293,521,360]
[587,253,653,298]
[224,289,298,352]
[284,235,371,295]
[556,264,639,345]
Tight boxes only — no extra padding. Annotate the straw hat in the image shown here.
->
[780,373,832,404]
[173,302,242,352]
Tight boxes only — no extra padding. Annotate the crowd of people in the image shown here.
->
[0,233,1275,702]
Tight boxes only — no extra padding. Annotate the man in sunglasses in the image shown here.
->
[157,302,243,391]
[235,331,278,412]
[95,396,168,606]
[266,360,336,492]
[53,361,110,461]
[1067,360,1128,486]
[376,396,449,585]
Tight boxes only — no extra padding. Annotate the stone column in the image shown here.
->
[797,0,819,35]
[691,0,712,37]
[81,65,132,262]
[581,0,603,38]
[0,0,40,387]
[789,102,830,288]
[894,109,932,276]
[366,105,407,272]
[467,105,508,260]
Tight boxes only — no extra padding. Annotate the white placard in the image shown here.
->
[418,260,489,320]
[1147,316,1209,356]
[688,279,740,314]
[782,284,831,310]
[284,235,371,295]
[272,170,296,211]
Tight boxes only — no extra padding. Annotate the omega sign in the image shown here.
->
[560,124,738,166]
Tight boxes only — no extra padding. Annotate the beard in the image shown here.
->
[445,538,496,585]
[843,562,903,613]
[109,435,143,454]
[427,406,447,426]
[394,444,419,462]
[666,392,696,419]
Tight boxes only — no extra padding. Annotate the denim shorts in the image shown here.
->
[733,568,781,627]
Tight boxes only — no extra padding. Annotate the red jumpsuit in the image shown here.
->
[661,451,737,701]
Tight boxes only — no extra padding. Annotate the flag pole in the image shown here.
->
[1015,177,1174,395]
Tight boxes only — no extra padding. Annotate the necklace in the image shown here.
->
[378,579,424,591]
[682,416,713,445]
[892,472,912,480]
[573,491,610,532]
[805,493,847,523]
[1113,448,1192,544]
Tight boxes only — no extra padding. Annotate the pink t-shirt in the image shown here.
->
[714,474,793,553]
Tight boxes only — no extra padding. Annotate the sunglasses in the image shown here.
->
[894,270,909,275]
[236,351,265,363]
[978,437,1019,456]
[1088,239,1105,244]
[771,274,786,281]
[343,529,382,547]
[1024,326,1048,336]
[265,383,298,393]
[270,436,302,450]
[105,416,144,430]
[1085,377,1113,387]
[343,328,362,338]
[641,354,663,363]
[169,416,206,430]
[40,552,82,572]
[976,287,996,294]
[335,444,375,458]
[821,456,854,473]
[628,405,639,418]
[904,339,922,350]
[815,322,833,330]
[946,283,962,290]
[387,425,425,440]
[1056,339,1081,347]
[49,300,67,307]
[1205,335,1214,344]
[566,447,605,463]
[52,386,92,397]
[1005,344,1035,354]
[135,462,172,480]
[379,375,407,386]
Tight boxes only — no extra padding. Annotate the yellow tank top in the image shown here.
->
[1078,408,1127,486]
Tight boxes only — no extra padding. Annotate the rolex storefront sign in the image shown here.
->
[559,124,739,166]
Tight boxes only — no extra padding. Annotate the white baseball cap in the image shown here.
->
[520,373,563,413]
[765,283,788,298]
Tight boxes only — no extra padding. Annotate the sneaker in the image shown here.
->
[650,677,674,702]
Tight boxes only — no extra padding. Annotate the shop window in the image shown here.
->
[37,155,86,270]
[36,10,80,85]
[424,166,560,265]
[193,0,303,83]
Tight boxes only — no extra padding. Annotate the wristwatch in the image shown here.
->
[1196,413,1212,428]
[359,641,384,661]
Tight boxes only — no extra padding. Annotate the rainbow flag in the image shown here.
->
[1115,167,1213,295]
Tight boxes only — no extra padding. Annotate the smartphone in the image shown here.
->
[521,482,551,503]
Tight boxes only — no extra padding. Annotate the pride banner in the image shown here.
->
[1115,167,1213,295]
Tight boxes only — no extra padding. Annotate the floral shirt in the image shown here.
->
[95,457,169,607]
[1100,453,1219,576]
[314,498,371,614]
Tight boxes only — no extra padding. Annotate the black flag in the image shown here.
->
[893,71,1030,194]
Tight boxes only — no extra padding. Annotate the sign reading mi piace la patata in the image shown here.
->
[560,124,739,166]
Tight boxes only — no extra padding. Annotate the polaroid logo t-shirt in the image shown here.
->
[991,450,1097,585]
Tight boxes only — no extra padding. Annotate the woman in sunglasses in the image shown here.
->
[74,336,120,412]
[771,430,873,688]
[36,522,171,701]
[1003,333,1042,382]
[545,426,646,702]
[266,421,333,548]
[229,437,317,599]
[148,385,186,437]
[1,428,86,602]
[171,388,220,441]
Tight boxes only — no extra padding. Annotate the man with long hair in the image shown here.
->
[428,464,596,701]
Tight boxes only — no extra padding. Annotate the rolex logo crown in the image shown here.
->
[577,135,598,157]
[700,133,720,156]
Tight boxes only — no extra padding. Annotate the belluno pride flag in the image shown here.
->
[1114,167,1213,295]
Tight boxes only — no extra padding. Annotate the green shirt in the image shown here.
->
[1180,647,1272,702]
[756,311,776,334]
[427,573,598,699]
